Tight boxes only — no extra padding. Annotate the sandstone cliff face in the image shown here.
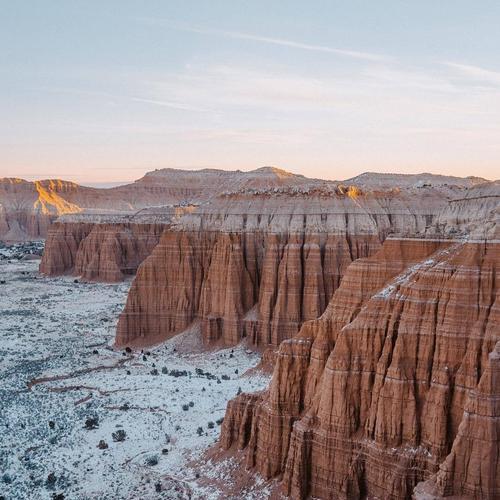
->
[39,222,93,275]
[220,238,500,499]
[429,180,499,239]
[434,339,500,499]
[115,178,459,349]
[115,229,380,348]
[0,178,83,241]
[39,222,166,282]
[4,167,484,241]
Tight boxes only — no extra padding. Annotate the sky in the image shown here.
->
[1,1,499,184]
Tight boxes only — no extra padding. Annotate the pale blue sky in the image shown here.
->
[1,1,499,183]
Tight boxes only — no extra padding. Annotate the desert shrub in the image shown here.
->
[182,404,189,411]
[112,429,126,442]
[196,427,203,436]
[150,368,159,376]
[145,455,158,466]
[45,472,57,488]
[216,418,224,426]
[48,420,55,429]
[84,416,98,430]
[188,401,194,407]
[221,374,230,381]
[161,367,168,374]
[155,482,162,492]
[97,440,108,450]
[207,421,215,429]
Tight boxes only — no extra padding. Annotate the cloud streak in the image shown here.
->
[143,18,390,63]
[131,96,210,112]
[444,62,500,86]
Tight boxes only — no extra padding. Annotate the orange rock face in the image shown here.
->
[39,222,167,282]
[220,238,500,499]
[434,340,500,498]
[115,230,381,348]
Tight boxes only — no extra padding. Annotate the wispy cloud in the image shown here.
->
[130,97,210,112]
[444,62,500,86]
[142,18,390,63]
[37,87,209,113]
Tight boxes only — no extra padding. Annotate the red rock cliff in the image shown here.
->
[220,238,500,499]
[39,222,167,282]
[115,230,380,348]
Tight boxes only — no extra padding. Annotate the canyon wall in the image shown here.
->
[0,207,55,241]
[220,237,499,499]
[0,178,83,241]
[115,228,381,348]
[39,222,167,282]
[3,168,484,242]
[0,167,343,241]
[115,180,458,349]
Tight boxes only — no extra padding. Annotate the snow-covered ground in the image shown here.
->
[0,256,271,499]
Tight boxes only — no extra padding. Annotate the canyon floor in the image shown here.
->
[0,250,271,499]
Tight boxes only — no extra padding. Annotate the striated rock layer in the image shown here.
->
[115,179,458,349]
[220,238,500,499]
[434,339,500,498]
[115,229,380,348]
[39,222,167,282]
[3,167,490,241]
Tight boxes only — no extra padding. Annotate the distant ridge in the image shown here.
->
[1,166,497,241]
[344,171,488,188]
